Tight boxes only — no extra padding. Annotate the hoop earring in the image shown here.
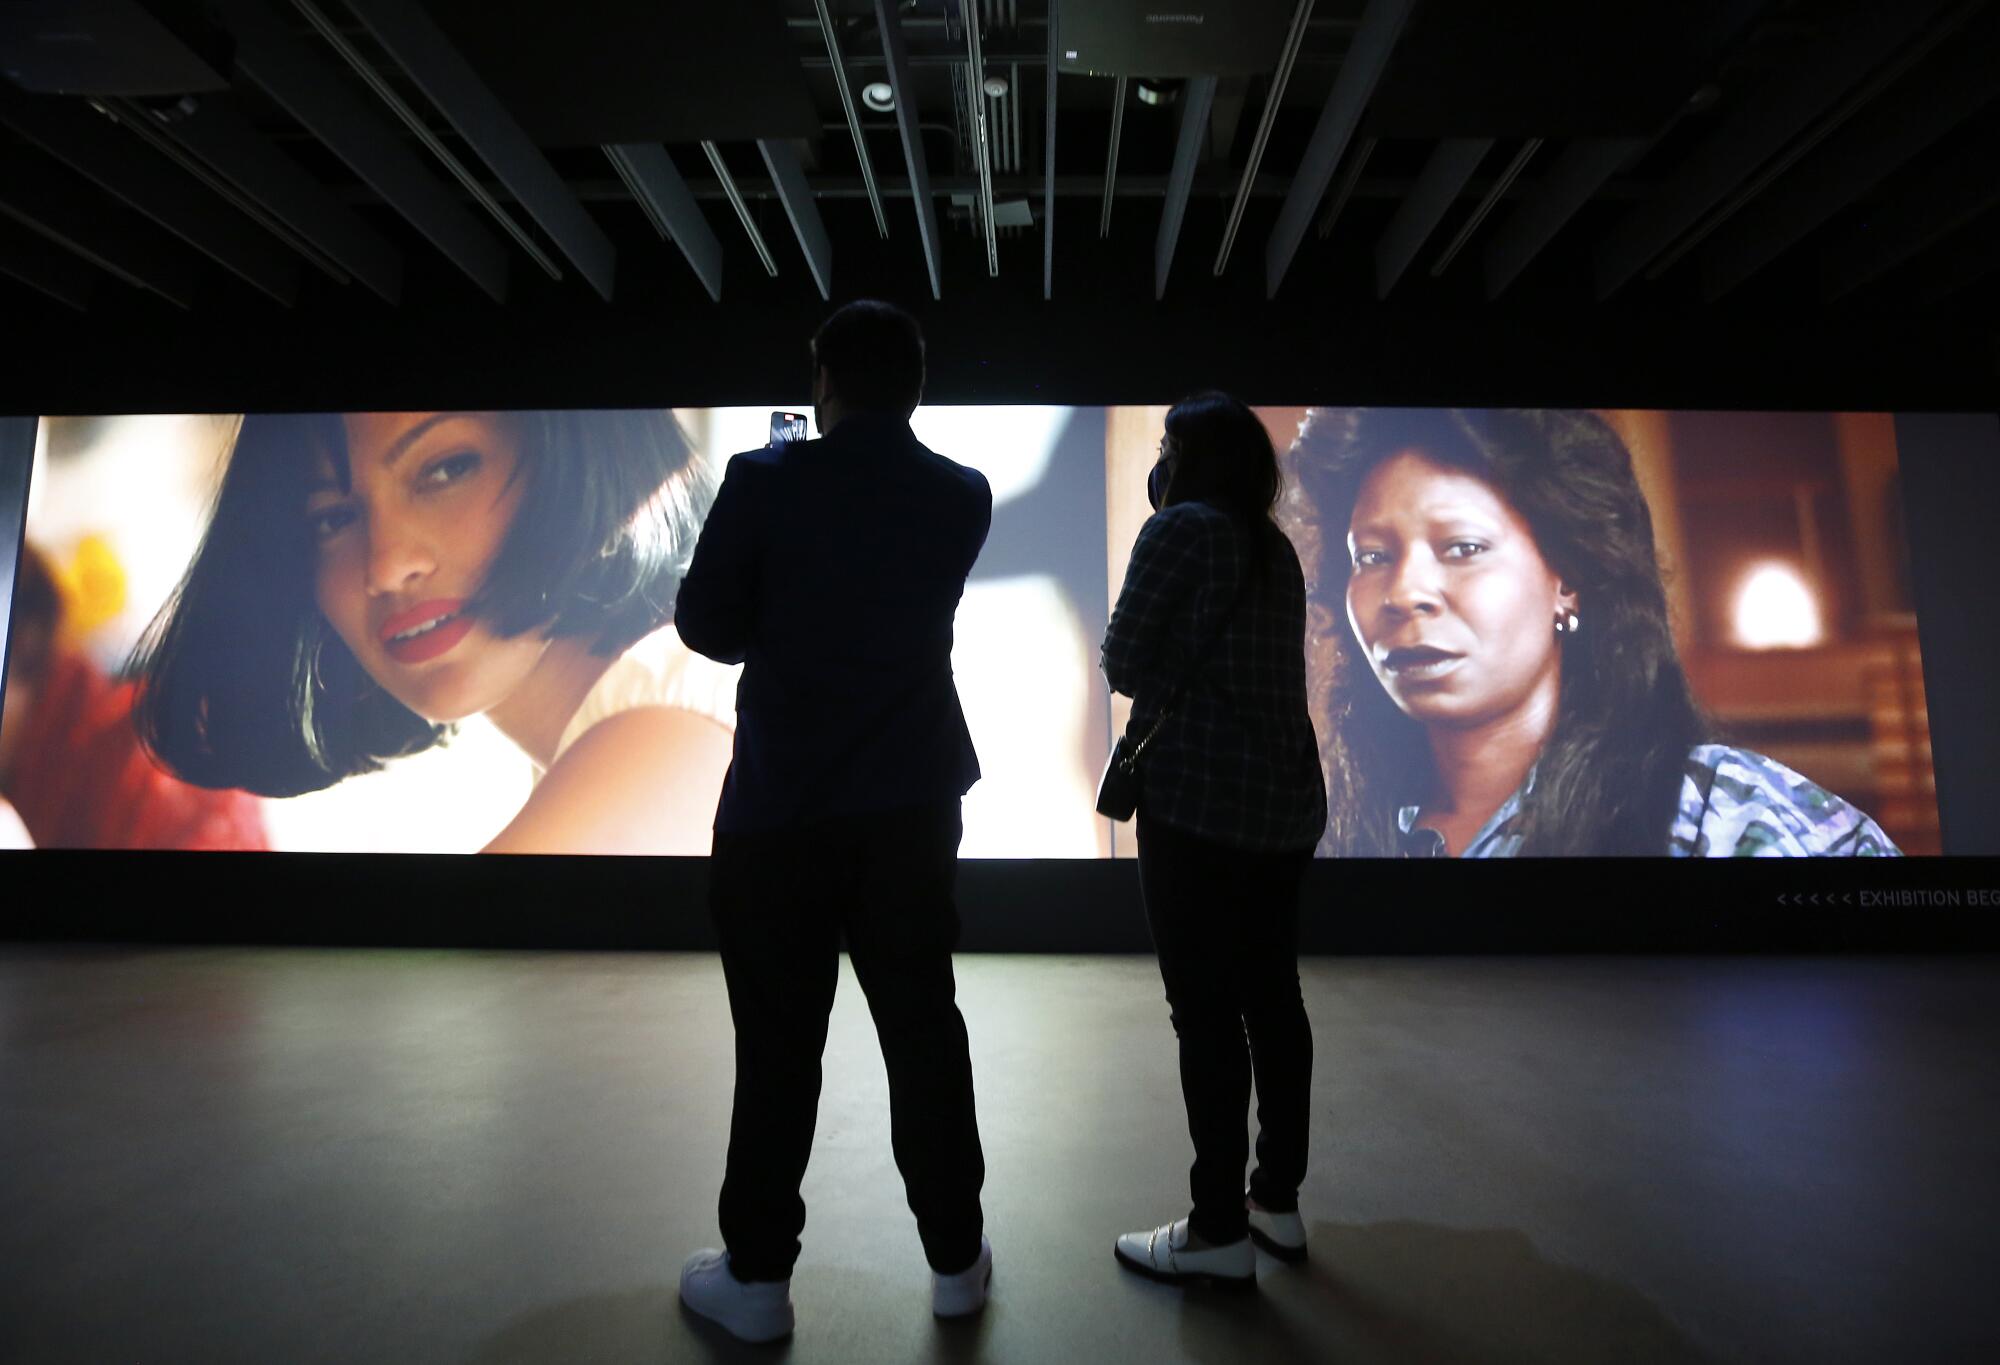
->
[312,627,372,699]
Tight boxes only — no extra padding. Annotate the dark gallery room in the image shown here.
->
[2,2,1998,1361]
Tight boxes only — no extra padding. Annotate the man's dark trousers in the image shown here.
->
[710,798,985,1282]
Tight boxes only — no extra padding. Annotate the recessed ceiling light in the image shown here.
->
[862,81,895,113]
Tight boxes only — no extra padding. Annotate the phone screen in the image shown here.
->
[769,411,810,445]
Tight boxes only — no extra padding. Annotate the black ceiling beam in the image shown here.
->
[341,0,617,301]
[876,0,944,300]
[0,147,198,308]
[602,144,722,303]
[213,0,508,303]
[1700,10,2000,301]
[1822,132,2000,301]
[0,214,96,311]
[1482,139,1644,300]
[1375,138,1491,299]
[0,85,299,305]
[759,139,832,301]
[1265,0,1418,298]
[1043,0,1057,300]
[158,98,405,304]
[1593,0,1954,300]
[1154,76,1217,300]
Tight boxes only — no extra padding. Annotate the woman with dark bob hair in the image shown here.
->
[1104,393,1327,1290]
[1286,406,1898,858]
[133,409,736,853]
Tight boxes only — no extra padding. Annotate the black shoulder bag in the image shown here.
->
[1095,559,1255,822]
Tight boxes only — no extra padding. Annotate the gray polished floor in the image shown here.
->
[1,948,1994,1364]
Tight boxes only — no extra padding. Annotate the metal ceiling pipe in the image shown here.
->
[1430,138,1541,278]
[702,142,779,276]
[102,94,352,289]
[1043,1,1058,298]
[1012,60,1023,178]
[0,216,95,311]
[288,0,558,287]
[1593,0,1955,300]
[876,0,945,299]
[1156,76,1218,298]
[1482,138,1643,300]
[1314,135,1375,240]
[962,3,1000,275]
[1374,138,1491,298]
[1100,76,1127,239]
[0,83,300,306]
[603,143,724,302]
[813,0,890,238]
[334,0,618,300]
[1652,0,1980,292]
[1264,0,1417,297]
[150,98,404,303]
[1700,2,2000,301]
[759,138,834,300]
[213,0,507,302]
[0,149,198,308]
[1214,0,1315,278]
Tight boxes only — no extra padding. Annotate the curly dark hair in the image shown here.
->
[1282,407,1708,856]
[133,409,713,798]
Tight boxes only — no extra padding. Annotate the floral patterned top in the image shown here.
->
[1395,744,1901,857]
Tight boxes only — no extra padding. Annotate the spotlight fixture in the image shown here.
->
[862,81,895,113]
[982,74,1009,98]
[1135,77,1182,107]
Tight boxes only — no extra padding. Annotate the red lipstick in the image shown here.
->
[378,598,473,665]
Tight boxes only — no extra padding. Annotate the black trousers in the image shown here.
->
[1135,809,1314,1245]
[709,799,986,1281]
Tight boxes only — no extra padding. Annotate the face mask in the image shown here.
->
[1147,457,1170,510]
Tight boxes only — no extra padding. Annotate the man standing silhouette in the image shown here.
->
[673,301,993,1343]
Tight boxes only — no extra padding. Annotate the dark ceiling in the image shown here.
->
[0,0,1996,408]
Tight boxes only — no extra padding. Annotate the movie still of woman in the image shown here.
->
[10,408,1111,857]
[1276,407,1933,857]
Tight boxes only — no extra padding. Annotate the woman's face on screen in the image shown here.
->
[306,412,545,724]
[1345,450,1572,731]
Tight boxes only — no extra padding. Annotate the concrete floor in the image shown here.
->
[0,948,1994,1365]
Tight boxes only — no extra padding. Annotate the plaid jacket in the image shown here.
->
[1103,502,1327,851]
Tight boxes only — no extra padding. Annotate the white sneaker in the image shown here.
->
[1113,1218,1255,1290]
[1246,1197,1308,1263]
[678,1249,795,1344]
[931,1236,993,1317]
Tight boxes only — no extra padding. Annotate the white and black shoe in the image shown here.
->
[678,1249,795,1344]
[1113,1217,1256,1291]
[1246,1196,1308,1263]
[931,1236,993,1318]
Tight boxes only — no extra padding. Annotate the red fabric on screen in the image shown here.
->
[7,651,269,851]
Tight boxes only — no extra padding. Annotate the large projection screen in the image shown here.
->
[0,405,1957,867]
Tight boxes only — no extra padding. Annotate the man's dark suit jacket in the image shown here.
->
[675,412,993,834]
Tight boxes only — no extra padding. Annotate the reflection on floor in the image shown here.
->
[1,949,1993,1364]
